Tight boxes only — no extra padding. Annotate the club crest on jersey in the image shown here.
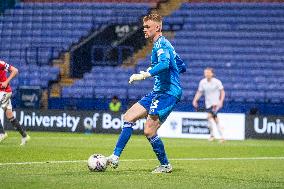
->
[4,63,10,72]
[157,49,164,57]
[155,39,162,49]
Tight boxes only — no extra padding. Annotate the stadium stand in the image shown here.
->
[0,3,64,90]
[22,0,160,2]
[21,0,283,2]
[1,0,283,111]
[0,1,152,92]
[61,2,284,105]
[171,3,284,103]
[0,0,17,14]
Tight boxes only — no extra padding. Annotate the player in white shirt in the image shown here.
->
[192,68,225,142]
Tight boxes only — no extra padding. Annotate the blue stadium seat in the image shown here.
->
[10,2,280,102]
[0,1,150,74]
[130,2,284,102]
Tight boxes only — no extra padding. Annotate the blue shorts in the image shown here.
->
[138,92,179,123]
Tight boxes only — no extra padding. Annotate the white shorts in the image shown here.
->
[0,92,12,110]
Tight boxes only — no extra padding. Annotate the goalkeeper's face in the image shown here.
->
[143,20,161,39]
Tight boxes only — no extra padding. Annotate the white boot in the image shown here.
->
[106,154,119,169]
[20,135,31,146]
[0,133,8,143]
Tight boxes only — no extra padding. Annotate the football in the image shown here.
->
[87,154,107,172]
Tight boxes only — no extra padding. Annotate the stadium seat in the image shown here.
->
[20,2,283,103]
[131,2,284,102]
[0,1,152,92]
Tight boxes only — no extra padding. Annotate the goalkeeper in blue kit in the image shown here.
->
[107,13,186,173]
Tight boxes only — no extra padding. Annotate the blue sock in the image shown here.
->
[148,135,169,165]
[113,122,134,157]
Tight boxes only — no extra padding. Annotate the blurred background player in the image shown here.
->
[0,60,30,145]
[107,13,186,173]
[192,67,225,143]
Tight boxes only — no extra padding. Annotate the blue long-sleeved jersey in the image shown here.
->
[148,36,186,100]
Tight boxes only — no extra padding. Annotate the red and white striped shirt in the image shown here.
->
[0,60,13,92]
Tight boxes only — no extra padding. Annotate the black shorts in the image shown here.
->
[206,106,218,118]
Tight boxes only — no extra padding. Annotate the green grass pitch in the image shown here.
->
[0,131,283,189]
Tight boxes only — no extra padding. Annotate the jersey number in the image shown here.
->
[150,100,159,109]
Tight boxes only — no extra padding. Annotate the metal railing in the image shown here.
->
[25,46,59,65]
[91,45,134,66]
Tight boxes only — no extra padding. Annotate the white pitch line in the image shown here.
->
[120,157,284,162]
[0,157,284,166]
[0,160,86,166]
[170,157,284,161]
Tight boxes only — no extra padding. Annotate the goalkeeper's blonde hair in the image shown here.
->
[143,13,163,31]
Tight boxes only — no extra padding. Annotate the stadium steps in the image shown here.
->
[53,53,71,79]
[123,0,184,67]
[50,77,76,97]
[50,53,74,97]
[156,0,185,17]
[50,83,61,97]
[60,78,75,86]
[41,89,49,109]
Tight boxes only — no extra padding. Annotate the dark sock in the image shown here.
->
[0,121,5,134]
[10,117,27,137]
